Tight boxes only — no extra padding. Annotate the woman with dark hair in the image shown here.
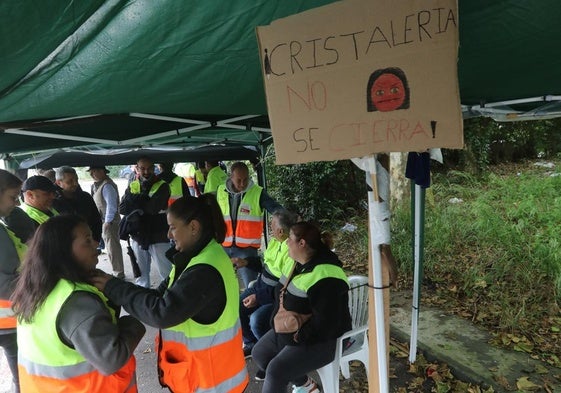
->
[90,194,249,393]
[0,169,24,392]
[11,214,145,393]
[252,221,352,393]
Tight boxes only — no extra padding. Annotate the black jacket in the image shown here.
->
[119,178,170,247]
[272,247,352,345]
[53,190,103,242]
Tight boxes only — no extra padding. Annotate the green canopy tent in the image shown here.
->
[1,0,561,165]
[1,2,561,391]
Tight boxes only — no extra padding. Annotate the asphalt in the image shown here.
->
[2,247,560,392]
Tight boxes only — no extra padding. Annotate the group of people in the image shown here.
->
[0,156,359,393]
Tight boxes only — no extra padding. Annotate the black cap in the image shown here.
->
[87,166,109,173]
[22,175,58,192]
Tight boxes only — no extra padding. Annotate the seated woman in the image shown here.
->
[11,214,145,393]
[89,194,248,393]
[252,221,352,393]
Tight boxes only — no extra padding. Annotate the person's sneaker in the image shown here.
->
[254,369,265,381]
[243,343,254,359]
[114,272,126,279]
[292,377,320,393]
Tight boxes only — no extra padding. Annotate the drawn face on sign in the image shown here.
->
[367,67,410,113]
[370,73,406,112]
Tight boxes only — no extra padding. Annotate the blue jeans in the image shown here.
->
[131,240,172,288]
[240,288,273,345]
[224,246,259,288]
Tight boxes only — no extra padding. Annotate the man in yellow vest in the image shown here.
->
[119,156,172,288]
[204,160,227,194]
[156,162,190,205]
[216,161,284,288]
[5,175,59,242]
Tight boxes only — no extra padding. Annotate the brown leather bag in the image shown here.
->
[273,263,312,333]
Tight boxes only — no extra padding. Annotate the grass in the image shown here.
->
[336,159,561,365]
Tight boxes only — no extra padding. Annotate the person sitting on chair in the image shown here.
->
[252,221,352,393]
[234,210,298,360]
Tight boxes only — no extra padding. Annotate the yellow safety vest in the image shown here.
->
[21,203,59,225]
[17,280,137,393]
[157,240,248,393]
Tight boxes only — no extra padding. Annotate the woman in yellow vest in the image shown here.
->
[11,215,146,393]
[0,169,25,393]
[252,221,352,393]
[89,194,249,393]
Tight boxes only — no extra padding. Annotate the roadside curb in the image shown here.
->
[390,292,561,392]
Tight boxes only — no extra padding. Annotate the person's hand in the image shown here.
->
[242,294,257,308]
[89,269,113,292]
[103,222,111,231]
[231,257,248,269]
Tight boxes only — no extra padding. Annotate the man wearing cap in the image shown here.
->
[119,156,172,288]
[89,166,125,279]
[53,166,102,244]
[4,175,59,242]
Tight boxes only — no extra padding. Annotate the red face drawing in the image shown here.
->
[370,73,406,112]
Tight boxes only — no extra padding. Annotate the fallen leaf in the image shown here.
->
[516,376,541,391]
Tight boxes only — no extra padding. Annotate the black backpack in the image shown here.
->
[118,209,144,240]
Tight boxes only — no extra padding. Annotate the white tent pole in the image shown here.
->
[368,162,389,393]
[409,183,423,363]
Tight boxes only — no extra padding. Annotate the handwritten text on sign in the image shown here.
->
[257,0,463,164]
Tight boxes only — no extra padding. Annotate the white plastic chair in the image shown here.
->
[316,275,369,393]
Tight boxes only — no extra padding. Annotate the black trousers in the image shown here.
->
[252,329,336,393]
[0,332,19,393]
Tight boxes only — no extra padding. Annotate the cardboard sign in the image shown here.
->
[257,0,462,164]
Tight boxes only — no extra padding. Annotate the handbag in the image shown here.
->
[273,262,312,333]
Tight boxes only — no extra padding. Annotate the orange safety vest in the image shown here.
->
[156,240,248,393]
[0,299,15,329]
[17,280,138,393]
[216,184,263,249]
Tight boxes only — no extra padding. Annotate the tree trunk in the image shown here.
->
[389,152,409,206]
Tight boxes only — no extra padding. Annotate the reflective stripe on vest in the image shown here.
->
[21,203,59,225]
[17,280,137,393]
[167,176,184,206]
[216,184,263,248]
[158,240,248,393]
[0,299,16,329]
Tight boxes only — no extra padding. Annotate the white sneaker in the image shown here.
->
[292,377,320,393]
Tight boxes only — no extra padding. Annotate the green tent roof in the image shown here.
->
[1,0,561,162]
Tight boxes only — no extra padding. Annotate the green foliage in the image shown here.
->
[391,162,561,334]
[264,149,367,228]
[443,118,561,174]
